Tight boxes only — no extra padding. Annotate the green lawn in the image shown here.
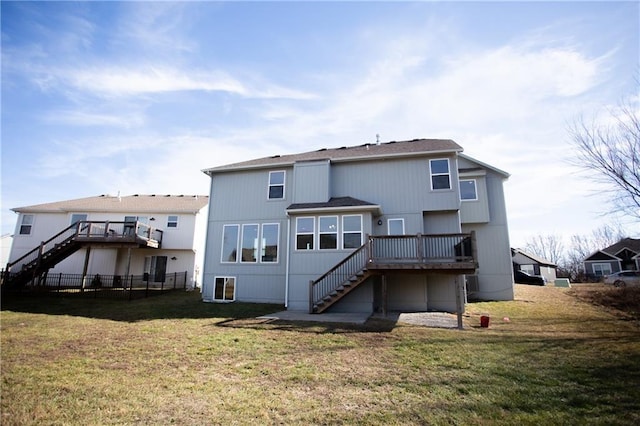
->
[1,285,639,425]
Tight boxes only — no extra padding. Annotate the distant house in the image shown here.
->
[511,248,557,283]
[201,138,514,317]
[5,194,208,288]
[583,238,640,277]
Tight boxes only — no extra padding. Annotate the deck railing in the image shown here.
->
[6,221,163,273]
[310,233,476,312]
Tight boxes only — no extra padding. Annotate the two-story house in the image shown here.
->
[5,194,208,289]
[201,138,514,314]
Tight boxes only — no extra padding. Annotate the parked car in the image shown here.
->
[603,270,640,288]
[514,270,545,286]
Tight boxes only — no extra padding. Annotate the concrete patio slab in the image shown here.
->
[257,310,371,325]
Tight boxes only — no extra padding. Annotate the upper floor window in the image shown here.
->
[70,213,87,225]
[19,214,34,235]
[268,171,285,199]
[342,215,363,249]
[319,216,338,250]
[430,159,451,190]
[460,179,477,201]
[296,217,315,250]
[167,215,179,228]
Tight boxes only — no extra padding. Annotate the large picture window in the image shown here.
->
[460,179,477,201]
[319,216,338,249]
[214,276,235,302]
[430,159,451,190]
[241,224,259,262]
[593,263,612,276]
[296,217,315,250]
[19,214,34,235]
[261,223,279,262]
[268,171,285,199]
[342,215,363,249]
[221,225,239,262]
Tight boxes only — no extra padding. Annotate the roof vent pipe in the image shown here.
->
[376,134,380,145]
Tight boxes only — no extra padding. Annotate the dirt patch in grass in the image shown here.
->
[568,283,640,322]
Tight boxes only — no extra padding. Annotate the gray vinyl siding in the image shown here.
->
[461,168,513,301]
[293,160,330,203]
[460,176,490,223]
[330,156,461,215]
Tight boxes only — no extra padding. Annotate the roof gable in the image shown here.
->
[602,238,640,256]
[12,194,209,214]
[204,138,463,174]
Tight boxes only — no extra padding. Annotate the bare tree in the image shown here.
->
[568,100,640,220]
[524,234,564,265]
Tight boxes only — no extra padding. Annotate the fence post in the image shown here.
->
[183,271,187,290]
[129,275,134,301]
[145,275,150,298]
[57,273,62,293]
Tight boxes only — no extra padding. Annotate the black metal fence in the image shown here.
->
[1,271,188,300]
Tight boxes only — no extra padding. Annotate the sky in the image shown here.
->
[1,0,639,249]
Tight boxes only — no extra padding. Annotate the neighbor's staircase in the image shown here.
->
[2,221,162,289]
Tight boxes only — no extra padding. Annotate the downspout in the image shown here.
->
[284,216,291,308]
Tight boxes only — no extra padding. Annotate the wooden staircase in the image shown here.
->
[309,233,477,313]
[2,221,163,289]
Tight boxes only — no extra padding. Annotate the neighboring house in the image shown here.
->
[201,138,514,315]
[5,194,208,288]
[583,238,640,277]
[511,248,557,283]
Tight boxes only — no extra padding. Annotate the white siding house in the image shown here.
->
[201,139,514,315]
[6,194,208,288]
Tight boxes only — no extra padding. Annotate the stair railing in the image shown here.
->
[309,238,372,312]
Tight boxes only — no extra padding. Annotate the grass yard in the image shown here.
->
[2,284,639,425]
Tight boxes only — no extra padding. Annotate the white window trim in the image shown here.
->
[19,214,35,235]
[460,179,478,201]
[593,263,612,276]
[295,217,315,251]
[260,223,280,263]
[318,215,339,250]
[267,170,286,200]
[213,276,236,302]
[167,215,179,229]
[221,224,240,263]
[387,218,405,235]
[342,214,363,249]
[429,158,451,191]
[240,224,259,263]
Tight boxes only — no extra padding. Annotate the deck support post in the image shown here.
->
[381,274,388,316]
[80,246,91,292]
[455,275,463,330]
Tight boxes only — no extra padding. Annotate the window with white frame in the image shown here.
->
[296,217,315,250]
[388,218,405,235]
[214,276,236,302]
[593,263,612,276]
[520,264,535,275]
[70,213,87,225]
[342,215,363,249]
[460,179,477,201]
[430,159,451,190]
[319,216,338,249]
[221,225,240,262]
[261,223,279,262]
[19,214,34,235]
[268,171,285,200]
[241,224,259,262]
[167,215,179,228]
